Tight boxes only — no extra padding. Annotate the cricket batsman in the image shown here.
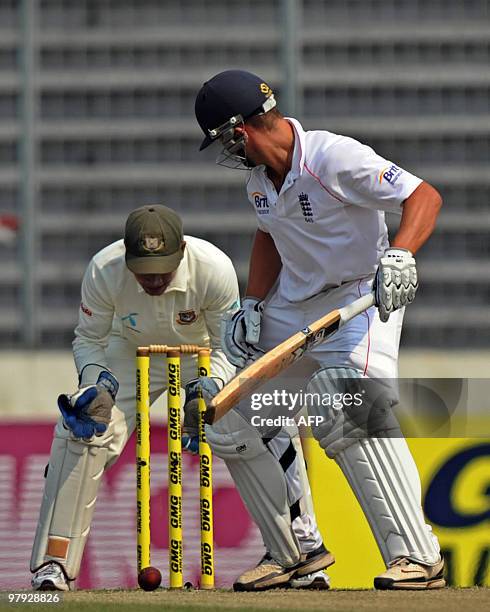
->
[30,205,238,590]
[194,69,445,590]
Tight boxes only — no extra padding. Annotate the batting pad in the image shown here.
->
[336,436,441,566]
[307,367,440,566]
[31,435,109,579]
[207,409,302,567]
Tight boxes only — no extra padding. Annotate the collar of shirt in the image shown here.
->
[135,247,188,294]
[286,117,306,180]
[255,116,306,185]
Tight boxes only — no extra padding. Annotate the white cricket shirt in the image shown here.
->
[246,118,422,302]
[73,236,238,385]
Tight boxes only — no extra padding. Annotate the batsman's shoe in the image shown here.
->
[374,557,446,590]
[288,570,330,590]
[31,563,70,591]
[292,543,335,577]
[233,554,296,591]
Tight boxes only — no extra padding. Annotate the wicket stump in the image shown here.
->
[136,344,214,589]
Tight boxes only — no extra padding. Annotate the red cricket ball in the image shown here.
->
[138,566,162,591]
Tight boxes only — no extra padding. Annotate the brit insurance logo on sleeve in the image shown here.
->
[379,164,403,186]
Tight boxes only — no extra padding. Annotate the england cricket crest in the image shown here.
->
[298,192,314,223]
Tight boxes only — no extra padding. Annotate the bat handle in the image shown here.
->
[338,292,375,326]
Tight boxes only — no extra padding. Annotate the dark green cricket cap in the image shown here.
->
[124,205,184,274]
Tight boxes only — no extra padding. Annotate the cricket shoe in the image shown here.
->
[233,544,334,592]
[374,557,446,590]
[288,570,330,590]
[31,562,70,591]
[233,553,296,591]
[292,543,335,578]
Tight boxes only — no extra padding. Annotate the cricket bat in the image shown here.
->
[204,292,375,424]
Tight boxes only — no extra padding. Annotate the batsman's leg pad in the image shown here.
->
[307,367,400,458]
[30,424,112,579]
[206,409,301,567]
[335,437,441,565]
[307,367,440,565]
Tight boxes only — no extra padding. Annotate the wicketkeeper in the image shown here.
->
[30,205,238,590]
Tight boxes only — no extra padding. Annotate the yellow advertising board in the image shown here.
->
[307,438,490,587]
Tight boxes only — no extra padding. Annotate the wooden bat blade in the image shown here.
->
[204,328,324,425]
[204,292,375,425]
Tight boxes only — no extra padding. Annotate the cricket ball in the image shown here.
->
[138,566,162,591]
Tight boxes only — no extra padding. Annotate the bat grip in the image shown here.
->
[338,292,375,326]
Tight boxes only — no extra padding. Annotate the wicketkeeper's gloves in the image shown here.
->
[58,370,119,440]
[182,376,223,454]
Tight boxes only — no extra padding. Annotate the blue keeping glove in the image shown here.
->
[182,376,222,455]
[182,435,199,455]
[58,371,119,439]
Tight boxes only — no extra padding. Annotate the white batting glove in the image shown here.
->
[374,247,418,323]
[221,297,265,369]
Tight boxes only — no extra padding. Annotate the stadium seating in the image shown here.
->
[0,0,488,347]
